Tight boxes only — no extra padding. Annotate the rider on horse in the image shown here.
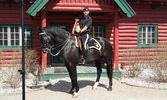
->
[72,7,92,64]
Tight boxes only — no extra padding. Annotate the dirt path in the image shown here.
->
[1,77,167,100]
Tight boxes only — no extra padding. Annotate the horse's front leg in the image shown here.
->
[66,65,79,98]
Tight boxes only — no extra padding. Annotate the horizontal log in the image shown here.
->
[0,64,21,67]
[119,34,137,37]
[119,45,137,49]
[119,38,137,41]
[0,56,22,60]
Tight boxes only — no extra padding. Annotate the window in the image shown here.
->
[137,25,158,47]
[0,25,32,49]
[91,25,105,37]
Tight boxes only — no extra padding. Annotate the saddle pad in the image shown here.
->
[74,36,102,51]
[87,38,102,51]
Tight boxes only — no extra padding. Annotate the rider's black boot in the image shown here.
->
[79,50,88,65]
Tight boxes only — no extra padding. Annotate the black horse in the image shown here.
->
[38,26,113,97]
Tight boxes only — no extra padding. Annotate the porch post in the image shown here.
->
[113,11,119,71]
[41,10,47,73]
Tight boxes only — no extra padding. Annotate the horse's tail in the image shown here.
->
[95,37,113,60]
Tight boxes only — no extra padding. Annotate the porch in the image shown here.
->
[40,65,121,81]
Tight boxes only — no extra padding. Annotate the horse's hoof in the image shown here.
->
[107,87,112,91]
[72,94,78,98]
[92,82,99,90]
[69,89,75,94]
[72,92,78,98]
[92,87,97,90]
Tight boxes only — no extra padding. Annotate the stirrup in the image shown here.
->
[79,57,86,65]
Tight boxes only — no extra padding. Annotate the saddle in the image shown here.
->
[74,36,102,51]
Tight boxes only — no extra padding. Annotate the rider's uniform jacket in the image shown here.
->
[79,15,92,35]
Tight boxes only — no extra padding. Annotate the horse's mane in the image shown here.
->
[42,26,71,38]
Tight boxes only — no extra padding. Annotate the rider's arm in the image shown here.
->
[79,18,92,34]
[80,25,89,33]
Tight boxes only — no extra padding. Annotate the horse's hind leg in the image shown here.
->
[92,60,102,90]
[106,60,113,91]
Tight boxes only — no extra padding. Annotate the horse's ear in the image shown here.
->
[37,26,42,31]
[37,26,43,35]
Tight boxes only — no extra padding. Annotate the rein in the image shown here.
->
[49,32,71,56]
[49,37,70,56]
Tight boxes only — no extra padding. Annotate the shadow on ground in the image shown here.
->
[46,80,108,94]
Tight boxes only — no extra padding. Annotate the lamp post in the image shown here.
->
[15,0,25,100]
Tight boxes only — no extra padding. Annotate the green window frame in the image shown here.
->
[91,24,105,37]
[0,24,33,49]
[137,24,158,47]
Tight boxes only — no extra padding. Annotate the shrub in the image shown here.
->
[123,48,148,78]
[0,49,41,89]
[148,43,167,83]
[2,65,22,89]
[123,43,167,83]
[0,50,22,89]
[24,49,41,85]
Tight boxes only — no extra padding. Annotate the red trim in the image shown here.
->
[113,11,119,71]
[45,7,115,12]
[41,10,47,73]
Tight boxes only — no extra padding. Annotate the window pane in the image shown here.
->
[139,32,142,38]
[152,39,155,43]
[143,32,146,38]
[4,27,7,32]
[148,38,151,44]
[11,27,14,32]
[139,27,142,31]
[11,33,14,39]
[26,40,31,46]
[148,27,151,32]
[143,27,145,31]
[16,33,19,39]
[11,40,14,45]
[139,38,142,44]
[148,32,152,38]
[99,27,103,32]
[0,40,2,45]
[94,27,98,32]
[4,34,7,39]
[0,27,2,32]
[16,40,19,45]
[153,32,155,36]
[143,39,146,44]
[152,27,155,31]
[0,34,2,39]
[4,40,7,45]
[15,27,19,32]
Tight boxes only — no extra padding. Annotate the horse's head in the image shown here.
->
[38,26,71,54]
[38,27,53,54]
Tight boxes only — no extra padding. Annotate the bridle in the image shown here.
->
[39,31,71,56]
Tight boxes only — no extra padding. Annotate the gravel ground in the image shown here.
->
[1,77,167,100]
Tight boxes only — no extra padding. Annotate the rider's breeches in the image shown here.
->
[80,33,90,51]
